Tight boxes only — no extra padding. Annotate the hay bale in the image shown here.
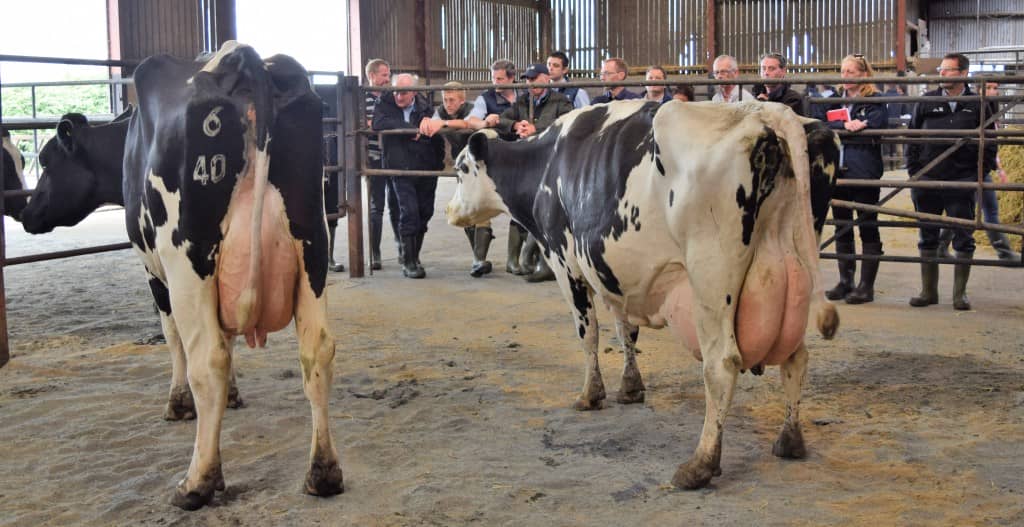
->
[974,126,1023,251]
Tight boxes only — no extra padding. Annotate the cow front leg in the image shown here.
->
[226,339,244,409]
[673,325,740,490]
[614,319,645,404]
[572,286,605,411]
[772,342,808,459]
[171,330,231,510]
[161,314,195,421]
[295,278,344,497]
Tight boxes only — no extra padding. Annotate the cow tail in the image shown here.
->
[235,143,270,335]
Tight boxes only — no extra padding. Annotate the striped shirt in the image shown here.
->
[366,92,382,163]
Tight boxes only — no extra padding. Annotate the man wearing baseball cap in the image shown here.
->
[496,63,573,140]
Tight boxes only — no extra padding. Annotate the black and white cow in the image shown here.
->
[21,109,249,418]
[1,128,28,219]
[25,42,343,509]
[446,100,840,489]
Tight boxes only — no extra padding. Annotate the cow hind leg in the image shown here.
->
[294,276,344,497]
[772,342,808,459]
[672,315,741,490]
[614,319,645,404]
[171,331,232,510]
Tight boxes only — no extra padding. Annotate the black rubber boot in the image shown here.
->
[401,235,424,279]
[413,232,426,274]
[846,242,882,304]
[952,251,972,311]
[369,216,383,270]
[909,249,939,307]
[471,227,494,278]
[328,224,345,272]
[506,221,526,274]
[988,232,1021,261]
[825,241,856,301]
[525,254,555,282]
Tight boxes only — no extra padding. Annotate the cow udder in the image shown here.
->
[217,179,298,346]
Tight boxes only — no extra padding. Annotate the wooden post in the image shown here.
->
[538,0,552,61]
[0,63,7,368]
[415,0,429,81]
[896,0,907,74]
[341,75,365,278]
[705,0,717,74]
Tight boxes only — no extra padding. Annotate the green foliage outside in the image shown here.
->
[2,83,112,174]
[2,83,111,119]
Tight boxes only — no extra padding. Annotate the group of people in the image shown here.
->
[361,51,1017,311]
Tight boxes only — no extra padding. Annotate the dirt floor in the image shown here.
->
[1,174,1022,526]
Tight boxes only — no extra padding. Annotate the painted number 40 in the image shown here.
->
[193,154,227,185]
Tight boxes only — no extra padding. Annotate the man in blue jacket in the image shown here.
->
[373,73,444,279]
[906,53,998,310]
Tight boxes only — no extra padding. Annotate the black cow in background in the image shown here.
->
[314,83,345,272]
[1,128,29,219]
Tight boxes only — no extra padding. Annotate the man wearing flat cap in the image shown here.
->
[497,63,574,140]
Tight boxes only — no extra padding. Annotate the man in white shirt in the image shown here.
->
[710,54,753,103]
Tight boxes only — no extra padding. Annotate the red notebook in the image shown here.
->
[827,108,850,122]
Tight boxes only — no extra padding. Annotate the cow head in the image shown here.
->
[21,112,129,234]
[445,130,507,227]
[1,128,28,220]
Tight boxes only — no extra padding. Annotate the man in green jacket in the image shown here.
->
[497,63,574,140]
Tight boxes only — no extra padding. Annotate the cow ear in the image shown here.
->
[56,118,77,153]
[468,131,488,160]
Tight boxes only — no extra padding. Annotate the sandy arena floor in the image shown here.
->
[0,175,1021,526]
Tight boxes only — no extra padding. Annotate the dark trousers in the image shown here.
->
[392,176,439,237]
[832,184,881,245]
[911,187,976,252]
[368,170,400,237]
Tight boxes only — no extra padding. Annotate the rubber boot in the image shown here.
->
[401,235,424,279]
[413,232,426,274]
[471,227,494,278]
[328,224,345,272]
[952,251,972,311]
[909,249,939,307]
[369,216,383,270]
[937,229,953,259]
[506,222,526,274]
[846,242,882,304]
[988,231,1021,261]
[525,253,555,282]
[825,241,856,301]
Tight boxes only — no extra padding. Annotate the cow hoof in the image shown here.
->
[772,425,806,459]
[671,459,716,490]
[171,475,220,511]
[227,386,244,409]
[573,392,606,411]
[304,460,345,497]
[816,303,839,340]
[616,389,645,404]
[164,389,196,421]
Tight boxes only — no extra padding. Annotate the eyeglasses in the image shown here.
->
[712,69,737,76]
[936,67,961,73]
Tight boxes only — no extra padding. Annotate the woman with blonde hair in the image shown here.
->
[824,54,888,304]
